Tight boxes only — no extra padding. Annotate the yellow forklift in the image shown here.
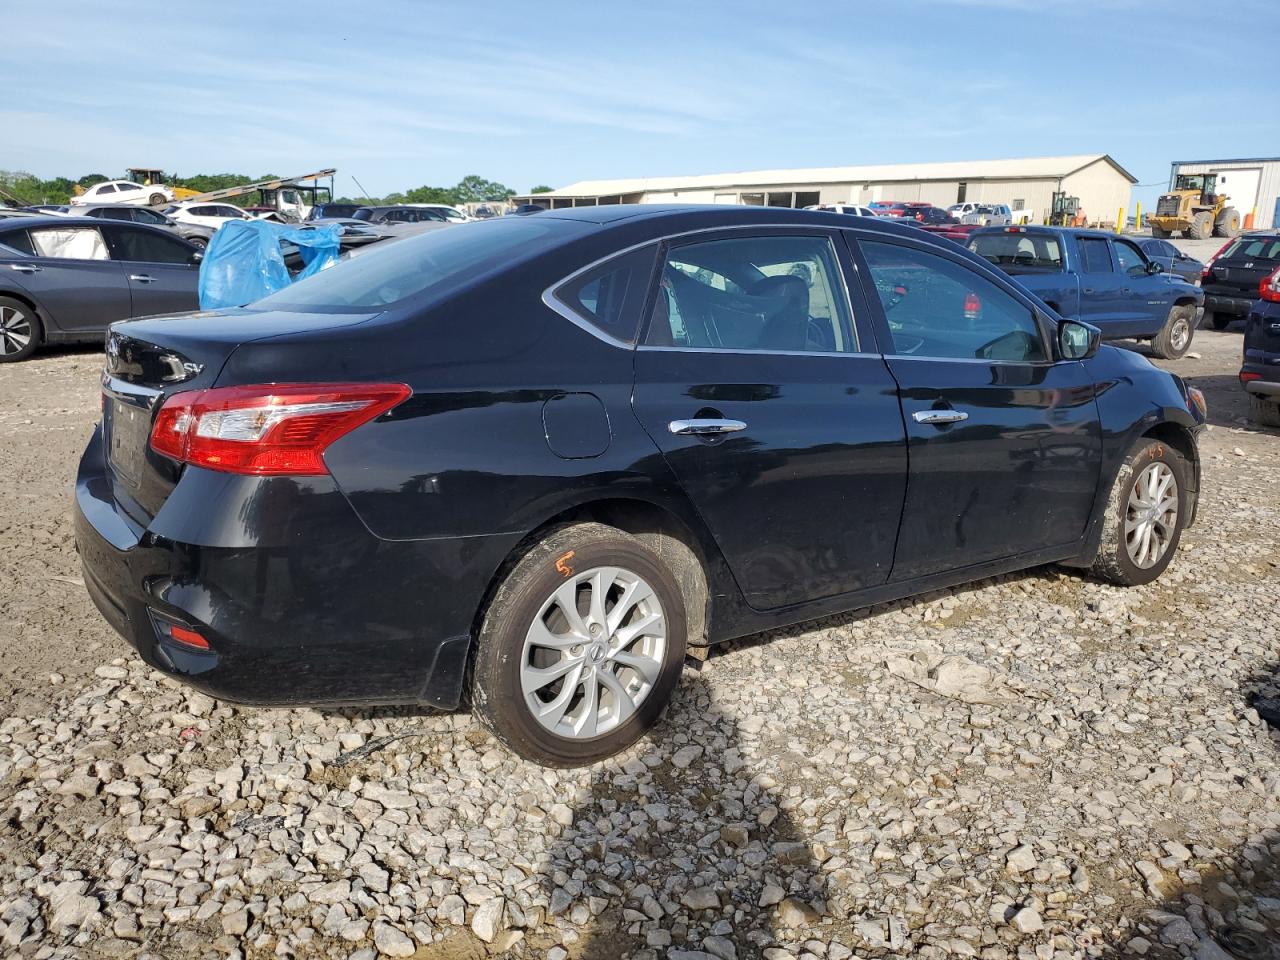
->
[1148,173,1240,240]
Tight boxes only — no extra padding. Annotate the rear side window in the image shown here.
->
[1077,237,1113,273]
[552,246,655,344]
[861,240,1046,363]
[29,227,109,260]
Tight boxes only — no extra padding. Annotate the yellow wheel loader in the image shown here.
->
[1149,173,1240,240]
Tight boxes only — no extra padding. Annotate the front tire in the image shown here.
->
[472,523,688,766]
[1150,305,1195,359]
[0,296,42,362]
[1248,393,1280,428]
[1213,207,1241,238]
[1150,225,1171,239]
[1187,211,1214,240]
[149,192,167,206]
[1090,439,1188,586]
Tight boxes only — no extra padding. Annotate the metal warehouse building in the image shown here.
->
[513,154,1136,225]
[1169,157,1280,230]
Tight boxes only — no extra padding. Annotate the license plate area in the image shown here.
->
[107,397,149,489]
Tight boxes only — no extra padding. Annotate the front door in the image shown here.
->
[852,234,1102,582]
[631,230,908,610]
[100,224,201,317]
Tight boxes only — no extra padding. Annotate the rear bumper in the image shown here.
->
[1204,294,1254,316]
[74,427,516,709]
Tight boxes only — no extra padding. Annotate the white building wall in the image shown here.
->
[1061,160,1133,227]
[1171,160,1280,229]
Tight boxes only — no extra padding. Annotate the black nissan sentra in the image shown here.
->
[75,205,1206,766]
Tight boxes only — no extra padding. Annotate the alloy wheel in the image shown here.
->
[0,305,32,356]
[1169,316,1190,353]
[520,565,667,739]
[1124,462,1178,568]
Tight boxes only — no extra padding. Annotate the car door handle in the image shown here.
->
[8,264,41,273]
[128,274,157,283]
[668,418,747,436]
[913,410,969,425]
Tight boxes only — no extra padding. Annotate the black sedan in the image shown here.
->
[0,217,202,362]
[73,203,216,248]
[75,205,1206,766]
[1136,237,1204,284]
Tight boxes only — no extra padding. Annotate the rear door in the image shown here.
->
[852,233,1101,581]
[1073,235,1125,328]
[0,224,131,335]
[99,224,200,317]
[631,228,908,610]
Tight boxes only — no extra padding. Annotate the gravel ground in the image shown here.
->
[2,317,1278,960]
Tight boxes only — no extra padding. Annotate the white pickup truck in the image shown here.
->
[947,202,1035,226]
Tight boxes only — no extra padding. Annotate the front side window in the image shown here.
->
[1077,237,1113,273]
[107,227,193,264]
[1113,240,1148,278]
[133,208,167,224]
[645,235,855,353]
[552,245,655,344]
[29,227,109,260]
[95,183,116,195]
[861,240,1046,363]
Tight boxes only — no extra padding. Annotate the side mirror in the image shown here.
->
[1147,260,1164,275]
[1058,319,1100,360]
[189,251,203,265]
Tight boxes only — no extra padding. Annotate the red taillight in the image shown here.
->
[1241,371,1262,383]
[1260,266,1280,303]
[1202,238,1234,280]
[1004,226,1026,233]
[150,382,411,476]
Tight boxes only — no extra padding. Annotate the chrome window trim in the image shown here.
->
[882,353,1058,367]
[639,345,879,358]
[541,223,865,352]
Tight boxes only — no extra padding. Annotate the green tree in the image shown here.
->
[403,184,456,205]
[530,185,554,194]
[453,174,515,203]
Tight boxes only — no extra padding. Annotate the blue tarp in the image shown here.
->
[198,219,342,309]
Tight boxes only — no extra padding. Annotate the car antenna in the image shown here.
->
[350,175,374,203]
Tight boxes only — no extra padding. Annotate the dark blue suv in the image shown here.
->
[1241,268,1280,426]
[73,206,1207,765]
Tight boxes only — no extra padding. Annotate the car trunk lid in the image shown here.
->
[98,308,380,524]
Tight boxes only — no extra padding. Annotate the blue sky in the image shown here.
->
[7,0,1276,209]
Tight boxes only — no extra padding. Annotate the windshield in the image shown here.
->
[253,217,564,311]
[968,232,1063,271]
[1217,236,1280,262]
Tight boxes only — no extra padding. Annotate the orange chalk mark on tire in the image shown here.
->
[555,551,576,577]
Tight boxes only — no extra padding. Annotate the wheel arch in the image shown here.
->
[470,494,726,661]
[1141,420,1200,526]
[0,287,52,336]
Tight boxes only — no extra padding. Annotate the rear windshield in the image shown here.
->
[253,217,562,311]
[968,232,1063,272]
[1218,236,1280,262]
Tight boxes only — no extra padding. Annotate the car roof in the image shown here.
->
[0,215,191,238]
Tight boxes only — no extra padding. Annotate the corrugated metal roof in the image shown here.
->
[538,154,1135,197]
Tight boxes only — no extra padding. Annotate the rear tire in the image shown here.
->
[149,192,166,206]
[1150,305,1195,359]
[0,296,42,363]
[1187,211,1214,240]
[1205,311,1232,331]
[471,522,688,767]
[1248,393,1280,428]
[1090,438,1188,587]
[1150,225,1171,239]
[1213,207,1241,238]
